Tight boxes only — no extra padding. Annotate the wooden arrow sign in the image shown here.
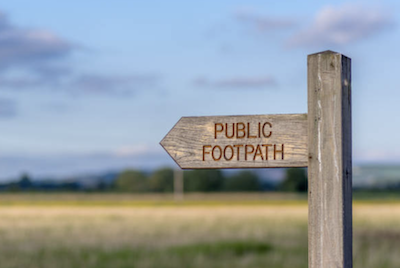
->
[160,114,308,169]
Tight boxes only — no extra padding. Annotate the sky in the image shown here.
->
[0,0,399,179]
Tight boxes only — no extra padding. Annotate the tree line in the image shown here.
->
[0,168,308,192]
[114,168,308,193]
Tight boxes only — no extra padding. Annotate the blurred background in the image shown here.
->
[0,1,399,268]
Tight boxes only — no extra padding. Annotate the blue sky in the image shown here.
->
[0,0,399,179]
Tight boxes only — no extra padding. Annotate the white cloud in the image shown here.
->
[288,4,394,47]
[0,11,162,97]
[0,11,74,70]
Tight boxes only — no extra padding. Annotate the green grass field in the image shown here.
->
[0,193,399,268]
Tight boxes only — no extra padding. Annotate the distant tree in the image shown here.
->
[4,173,34,192]
[148,168,174,192]
[223,171,261,192]
[279,168,307,192]
[18,172,33,190]
[114,170,148,192]
[96,181,108,192]
[184,170,224,192]
[59,181,81,191]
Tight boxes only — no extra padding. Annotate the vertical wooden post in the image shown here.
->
[174,169,184,201]
[308,51,352,268]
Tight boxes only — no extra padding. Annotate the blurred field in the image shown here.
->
[0,193,399,268]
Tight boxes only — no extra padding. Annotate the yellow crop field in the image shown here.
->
[0,193,398,268]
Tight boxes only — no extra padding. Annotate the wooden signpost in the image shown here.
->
[160,50,352,268]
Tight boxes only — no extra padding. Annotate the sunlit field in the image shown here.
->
[0,193,399,268]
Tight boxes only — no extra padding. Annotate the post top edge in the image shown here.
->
[308,50,350,59]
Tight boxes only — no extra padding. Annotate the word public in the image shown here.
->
[202,122,285,161]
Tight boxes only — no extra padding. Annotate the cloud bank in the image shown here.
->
[0,11,74,70]
[288,4,394,47]
[234,4,395,48]
[0,10,160,96]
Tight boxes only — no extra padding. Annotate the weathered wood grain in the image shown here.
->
[160,114,308,169]
[308,51,352,268]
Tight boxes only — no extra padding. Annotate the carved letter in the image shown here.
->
[236,122,246,138]
[212,145,222,161]
[223,145,234,161]
[203,145,212,161]
[274,144,284,160]
[245,145,255,161]
[262,144,272,160]
[247,123,257,138]
[215,123,224,139]
[225,123,235,138]
[253,144,264,160]
[233,144,244,160]
[262,122,272,138]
